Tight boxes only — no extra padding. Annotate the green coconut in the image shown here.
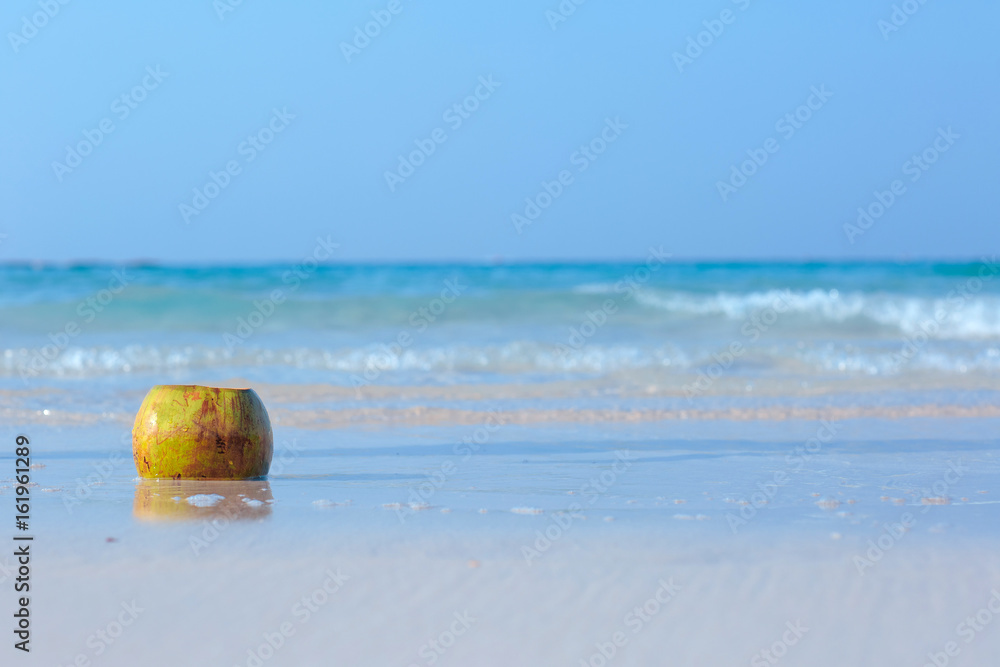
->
[132,385,273,479]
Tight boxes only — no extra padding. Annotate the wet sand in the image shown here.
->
[3,409,1000,666]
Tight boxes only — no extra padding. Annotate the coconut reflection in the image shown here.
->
[133,479,273,522]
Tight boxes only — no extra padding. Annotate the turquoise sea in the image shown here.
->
[2,259,999,391]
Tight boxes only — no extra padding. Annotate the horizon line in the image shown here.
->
[0,256,995,268]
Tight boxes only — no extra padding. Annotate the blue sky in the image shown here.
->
[1,1,997,262]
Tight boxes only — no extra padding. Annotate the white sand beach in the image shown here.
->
[4,394,1000,666]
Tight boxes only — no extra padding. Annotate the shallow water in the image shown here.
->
[3,419,999,666]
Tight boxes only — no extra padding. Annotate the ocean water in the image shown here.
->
[2,259,999,389]
[4,259,999,569]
